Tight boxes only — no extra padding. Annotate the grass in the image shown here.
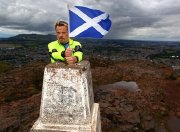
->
[0,61,12,74]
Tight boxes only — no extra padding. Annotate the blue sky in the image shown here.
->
[0,0,180,41]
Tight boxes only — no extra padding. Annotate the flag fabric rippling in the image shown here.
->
[68,6,112,38]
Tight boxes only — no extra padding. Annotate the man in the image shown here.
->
[48,21,83,64]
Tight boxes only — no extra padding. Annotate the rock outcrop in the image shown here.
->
[0,59,179,132]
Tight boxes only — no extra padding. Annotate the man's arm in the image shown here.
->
[48,43,65,63]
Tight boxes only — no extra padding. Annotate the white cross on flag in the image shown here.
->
[68,6,112,38]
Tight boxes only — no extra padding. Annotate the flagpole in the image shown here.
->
[67,4,70,38]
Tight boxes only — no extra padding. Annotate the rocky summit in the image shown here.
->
[0,58,180,132]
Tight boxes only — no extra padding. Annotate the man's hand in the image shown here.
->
[65,56,78,64]
[65,48,73,57]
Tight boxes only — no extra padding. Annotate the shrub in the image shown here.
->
[0,61,12,74]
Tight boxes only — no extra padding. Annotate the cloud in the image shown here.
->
[0,0,69,34]
[0,0,180,40]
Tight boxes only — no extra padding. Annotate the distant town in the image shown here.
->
[0,34,180,68]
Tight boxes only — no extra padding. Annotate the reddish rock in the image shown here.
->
[0,59,179,131]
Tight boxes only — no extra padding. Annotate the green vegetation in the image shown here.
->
[0,61,12,74]
[0,43,22,48]
[149,50,180,59]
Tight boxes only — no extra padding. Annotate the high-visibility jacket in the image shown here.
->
[48,39,83,63]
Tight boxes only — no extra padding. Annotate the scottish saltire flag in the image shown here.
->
[68,6,112,38]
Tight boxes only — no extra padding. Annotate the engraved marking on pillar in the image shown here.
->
[51,85,77,106]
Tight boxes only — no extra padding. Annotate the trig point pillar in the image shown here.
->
[31,61,101,132]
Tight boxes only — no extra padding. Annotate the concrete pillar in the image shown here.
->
[31,61,101,132]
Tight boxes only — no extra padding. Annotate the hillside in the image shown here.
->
[0,34,56,46]
[0,34,55,41]
[0,58,179,131]
[8,34,56,41]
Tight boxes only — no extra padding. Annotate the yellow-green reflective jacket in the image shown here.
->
[48,39,83,63]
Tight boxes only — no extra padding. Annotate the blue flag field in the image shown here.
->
[68,6,112,38]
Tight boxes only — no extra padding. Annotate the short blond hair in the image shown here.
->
[55,21,68,30]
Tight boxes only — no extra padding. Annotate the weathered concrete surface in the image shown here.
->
[31,103,101,132]
[31,61,101,132]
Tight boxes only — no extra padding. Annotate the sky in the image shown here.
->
[0,0,180,41]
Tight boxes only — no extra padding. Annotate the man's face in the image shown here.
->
[56,25,69,44]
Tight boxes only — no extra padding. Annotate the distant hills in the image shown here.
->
[8,34,56,41]
[0,33,180,46]
[0,34,56,45]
